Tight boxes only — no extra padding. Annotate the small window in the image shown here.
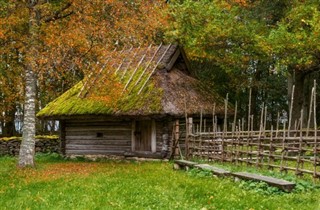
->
[96,132,103,137]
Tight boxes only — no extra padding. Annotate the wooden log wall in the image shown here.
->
[156,120,171,158]
[63,118,172,158]
[65,119,132,155]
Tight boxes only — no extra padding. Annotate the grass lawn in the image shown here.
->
[0,154,320,210]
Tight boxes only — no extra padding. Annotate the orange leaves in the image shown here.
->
[88,73,124,107]
[102,0,167,46]
[0,0,168,115]
[1,0,168,75]
[15,162,101,183]
[233,0,248,6]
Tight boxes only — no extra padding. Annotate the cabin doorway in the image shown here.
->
[133,120,156,152]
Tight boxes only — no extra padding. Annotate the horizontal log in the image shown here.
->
[65,120,132,127]
[232,172,295,192]
[66,126,131,132]
[66,135,131,141]
[174,159,198,167]
[66,150,126,155]
[124,152,162,158]
[66,144,130,150]
[194,164,230,176]
[66,140,131,145]
[66,130,131,136]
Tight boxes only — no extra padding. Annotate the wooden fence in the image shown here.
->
[183,82,320,178]
[186,128,320,178]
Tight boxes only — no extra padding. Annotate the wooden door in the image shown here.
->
[135,120,152,151]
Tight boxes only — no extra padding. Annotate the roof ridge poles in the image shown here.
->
[132,43,163,89]
[120,45,141,80]
[108,47,126,73]
[123,44,152,92]
[77,48,116,98]
[137,44,172,95]
[115,46,133,75]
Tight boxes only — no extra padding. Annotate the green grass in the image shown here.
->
[1,155,320,210]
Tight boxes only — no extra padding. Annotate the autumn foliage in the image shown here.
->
[0,0,168,136]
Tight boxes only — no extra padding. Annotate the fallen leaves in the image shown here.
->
[14,162,103,183]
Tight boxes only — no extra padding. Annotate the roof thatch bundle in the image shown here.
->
[37,44,226,119]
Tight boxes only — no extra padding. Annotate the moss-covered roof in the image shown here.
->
[37,44,226,119]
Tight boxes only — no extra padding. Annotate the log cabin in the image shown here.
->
[37,44,227,159]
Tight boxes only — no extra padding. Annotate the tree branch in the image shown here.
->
[44,2,73,23]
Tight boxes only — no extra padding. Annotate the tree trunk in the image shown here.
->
[18,68,36,167]
[288,69,310,129]
[3,108,17,137]
[250,65,263,130]
[18,3,39,167]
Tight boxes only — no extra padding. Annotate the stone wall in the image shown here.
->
[0,136,60,156]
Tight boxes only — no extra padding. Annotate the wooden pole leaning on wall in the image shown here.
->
[175,119,183,159]
[176,119,180,143]
[188,117,193,160]
[313,80,318,178]
[184,97,189,159]
[199,108,203,157]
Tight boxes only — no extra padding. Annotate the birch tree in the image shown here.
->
[0,0,167,167]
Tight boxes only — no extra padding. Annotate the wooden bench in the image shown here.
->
[173,160,198,170]
[173,160,230,177]
[195,164,230,177]
[232,172,296,192]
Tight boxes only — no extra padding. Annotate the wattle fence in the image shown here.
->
[186,129,320,178]
[182,82,320,179]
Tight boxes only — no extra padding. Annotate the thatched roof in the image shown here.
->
[37,44,226,119]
